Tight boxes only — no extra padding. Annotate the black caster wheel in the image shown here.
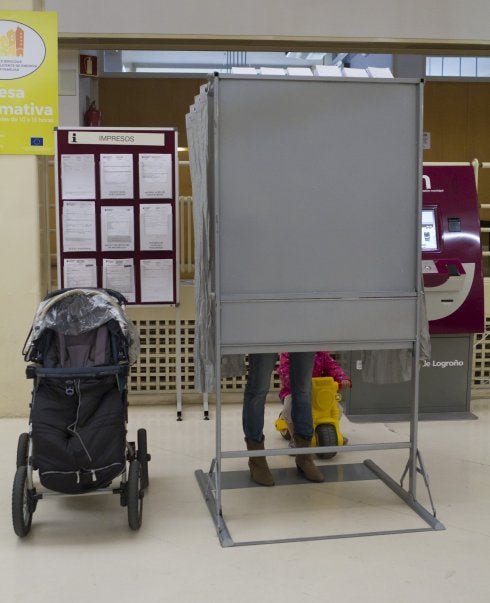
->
[137,428,150,490]
[16,433,29,469]
[127,460,143,530]
[12,466,34,537]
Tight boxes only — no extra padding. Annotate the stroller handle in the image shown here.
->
[26,364,129,380]
[42,288,128,307]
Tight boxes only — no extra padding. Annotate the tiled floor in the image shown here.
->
[2,399,490,602]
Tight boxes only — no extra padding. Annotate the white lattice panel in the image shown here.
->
[129,317,282,394]
[129,319,177,392]
[473,317,490,388]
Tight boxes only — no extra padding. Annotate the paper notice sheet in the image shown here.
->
[100,154,134,199]
[139,204,173,250]
[61,154,96,199]
[140,258,174,303]
[139,153,173,198]
[63,258,97,288]
[62,200,96,252]
[101,205,135,251]
[103,258,135,303]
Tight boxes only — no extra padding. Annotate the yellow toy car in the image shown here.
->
[275,376,345,459]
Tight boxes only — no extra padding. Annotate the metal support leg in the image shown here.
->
[175,304,183,421]
[400,448,438,518]
[364,459,444,530]
[203,392,209,420]
[195,374,235,547]
[195,463,234,547]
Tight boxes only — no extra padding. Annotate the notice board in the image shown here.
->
[55,127,178,305]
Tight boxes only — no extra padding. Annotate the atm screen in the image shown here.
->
[421,209,438,251]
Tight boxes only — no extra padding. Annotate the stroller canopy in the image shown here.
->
[25,288,140,365]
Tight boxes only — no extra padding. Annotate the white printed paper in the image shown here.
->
[62,201,96,252]
[61,154,96,199]
[102,258,135,303]
[101,206,135,251]
[63,258,97,288]
[140,258,174,303]
[100,154,134,199]
[139,204,173,251]
[139,153,173,198]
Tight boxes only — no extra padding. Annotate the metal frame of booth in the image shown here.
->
[193,74,445,546]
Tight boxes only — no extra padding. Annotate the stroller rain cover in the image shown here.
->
[24,289,140,494]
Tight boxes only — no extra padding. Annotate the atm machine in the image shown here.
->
[345,165,484,418]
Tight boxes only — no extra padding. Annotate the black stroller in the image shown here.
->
[12,288,150,537]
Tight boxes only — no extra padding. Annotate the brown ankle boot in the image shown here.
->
[245,438,274,486]
[293,435,325,482]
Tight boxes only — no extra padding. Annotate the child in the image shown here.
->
[277,351,351,446]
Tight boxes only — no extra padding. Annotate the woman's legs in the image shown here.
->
[242,353,277,441]
[289,351,324,482]
[289,351,315,440]
[242,353,277,486]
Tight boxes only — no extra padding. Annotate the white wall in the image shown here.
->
[0,0,44,417]
[44,0,490,45]
[0,156,42,417]
[58,49,80,126]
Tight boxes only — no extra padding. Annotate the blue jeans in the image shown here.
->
[242,352,315,442]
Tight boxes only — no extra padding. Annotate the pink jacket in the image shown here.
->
[277,352,351,401]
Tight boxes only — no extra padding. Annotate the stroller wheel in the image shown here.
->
[137,428,150,490]
[315,423,338,460]
[12,466,33,537]
[16,433,29,469]
[127,460,143,530]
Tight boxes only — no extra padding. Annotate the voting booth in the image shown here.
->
[188,74,443,545]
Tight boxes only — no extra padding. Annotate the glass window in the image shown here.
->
[426,56,443,75]
[426,55,490,78]
[461,57,477,77]
[442,57,461,76]
[477,57,490,77]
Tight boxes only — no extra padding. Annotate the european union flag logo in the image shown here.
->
[31,137,44,147]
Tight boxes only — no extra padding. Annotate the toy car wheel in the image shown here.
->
[127,460,143,530]
[137,428,150,490]
[12,466,33,537]
[16,433,29,469]
[315,423,338,460]
[276,412,291,440]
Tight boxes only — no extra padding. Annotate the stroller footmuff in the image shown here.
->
[12,288,150,537]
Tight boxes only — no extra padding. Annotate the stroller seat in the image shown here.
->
[57,325,110,368]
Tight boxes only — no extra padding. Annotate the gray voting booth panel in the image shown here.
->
[214,77,423,353]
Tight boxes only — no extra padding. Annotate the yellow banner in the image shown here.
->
[0,11,58,155]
